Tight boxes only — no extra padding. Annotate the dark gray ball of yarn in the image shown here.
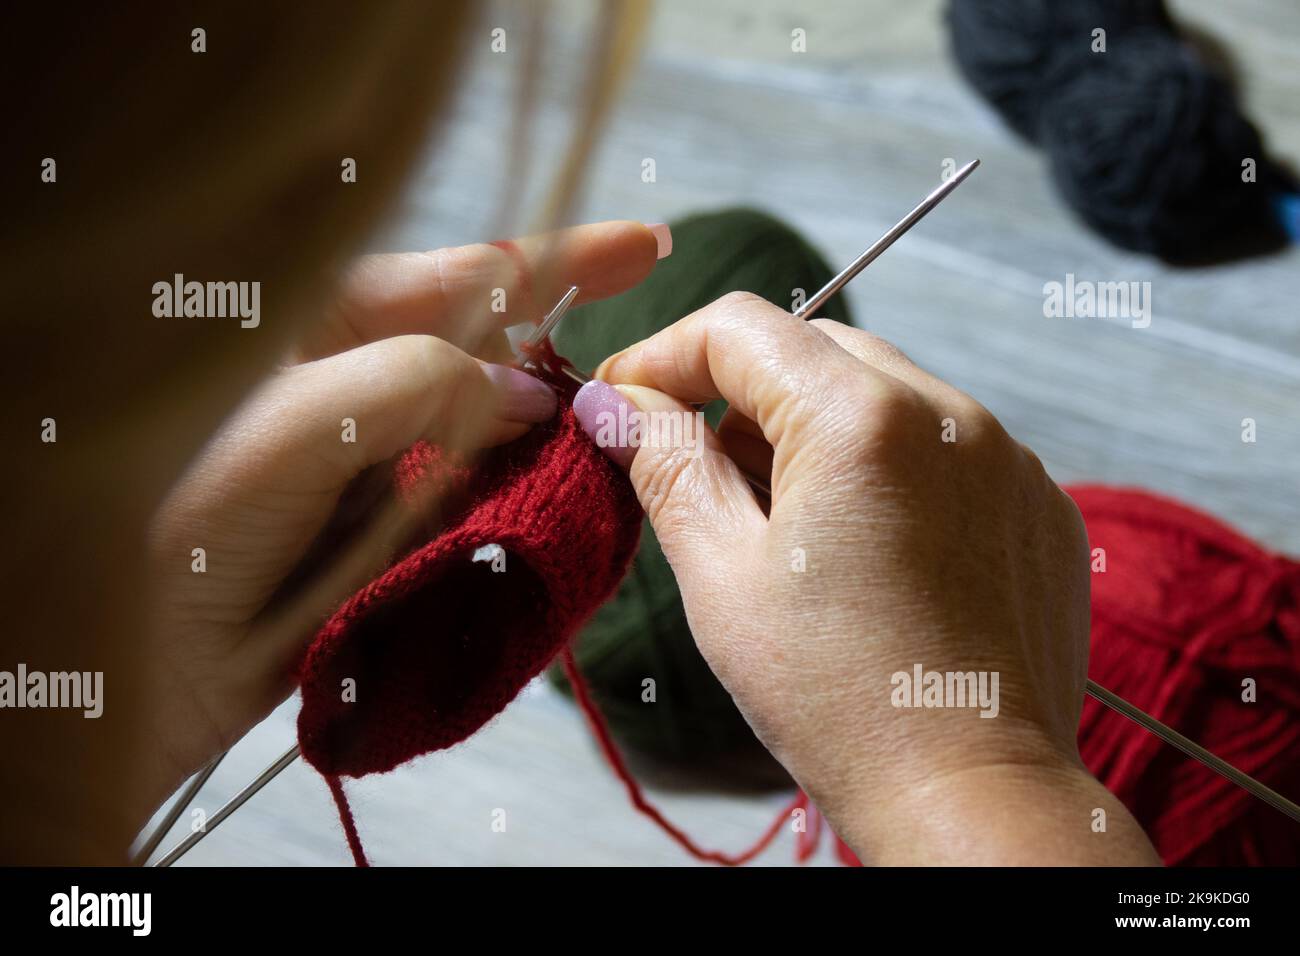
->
[548,209,852,767]
[1042,29,1283,262]
[947,0,1173,140]
[947,0,1291,261]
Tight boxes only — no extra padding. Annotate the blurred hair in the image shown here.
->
[2,0,649,862]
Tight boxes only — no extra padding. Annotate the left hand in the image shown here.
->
[142,221,665,816]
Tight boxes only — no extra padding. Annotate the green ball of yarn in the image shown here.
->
[549,208,853,766]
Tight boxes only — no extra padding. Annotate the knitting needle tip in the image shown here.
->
[525,285,580,349]
[153,743,301,867]
[794,158,980,320]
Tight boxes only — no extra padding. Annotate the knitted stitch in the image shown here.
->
[296,342,642,823]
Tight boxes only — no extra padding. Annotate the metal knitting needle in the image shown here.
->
[157,246,833,866]
[172,682,1300,866]
[1086,679,1300,824]
[156,167,983,861]
[794,158,979,320]
[172,162,1300,862]
[155,293,591,867]
[547,163,986,485]
[531,171,1300,825]
[524,284,580,349]
[149,166,983,864]
[154,743,301,867]
[131,751,225,865]
[184,682,1300,869]
[554,159,983,388]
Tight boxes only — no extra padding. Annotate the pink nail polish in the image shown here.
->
[572,379,639,469]
[482,363,557,423]
[646,222,673,260]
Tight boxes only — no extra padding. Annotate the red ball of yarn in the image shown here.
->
[1070,485,1300,865]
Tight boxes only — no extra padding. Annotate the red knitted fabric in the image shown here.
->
[294,342,849,867]
[293,352,1300,866]
[296,342,642,795]
[1069,485,1300,865]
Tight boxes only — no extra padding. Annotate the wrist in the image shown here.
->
[832,756,1161,866]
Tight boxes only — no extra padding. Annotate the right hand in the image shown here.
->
[576,292,1159,865]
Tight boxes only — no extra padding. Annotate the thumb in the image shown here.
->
[573,379,765,578]
[154,334,557,639]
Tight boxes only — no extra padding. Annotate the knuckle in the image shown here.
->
[833,379,931,466]
[865,379,929,435]
[704,291,782,339]
[945,394,1007,453]
[710,291,799,340]
[1017,440,1047,478]
[391,335,484,413]
[716,289,769,312]
[1055,486,1091,558]
[415,247,462,304]
[865,335,913,370]
[402,335,457,384]
[806,317,856,356]
[807,319,921,378]
[811,319,905,362]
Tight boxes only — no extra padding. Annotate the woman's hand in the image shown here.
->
[143,221,668,817]
[577,292,1160,865]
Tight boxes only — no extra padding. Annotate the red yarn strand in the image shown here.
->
[326,775,370,867]
[561,645,801,866]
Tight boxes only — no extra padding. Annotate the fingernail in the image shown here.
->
[645,222,673,260]
[482,363,557,422]
[572,379,639,469]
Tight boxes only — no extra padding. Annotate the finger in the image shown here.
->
[716,407,773,490]
[571,379,765,583]
[165,335,555,617]
[298,220,670,361]
[807,318,972,409]
[595,291,899,462]
[246,336,555,497]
